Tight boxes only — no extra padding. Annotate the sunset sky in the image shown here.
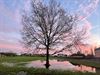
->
[0,0,100,53]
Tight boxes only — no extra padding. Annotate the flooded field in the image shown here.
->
[1,59,97,73]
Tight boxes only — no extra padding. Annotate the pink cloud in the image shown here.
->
[79,45,95,55]
[0,43,22,50]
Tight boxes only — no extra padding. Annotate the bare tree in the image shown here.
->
[21,0,77,69]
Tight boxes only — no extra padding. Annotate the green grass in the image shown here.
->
[52,56,100,69]
[0,56,45,63]
[67,59,100,68]
[0,56,100,68]
[0,56,100,75]
[0,64,98,75]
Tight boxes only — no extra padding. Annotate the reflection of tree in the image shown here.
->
[76,65,96,73]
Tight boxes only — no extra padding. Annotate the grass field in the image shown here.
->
[0,65,97,75]
[0,56,45,63]
[67,59,100,69]
[54,57,100,69]
[0,56,100,75]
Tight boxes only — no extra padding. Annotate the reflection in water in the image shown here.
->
[2,62,15,67]
[26,60,45,68]
[74,65,96,72]
[25,60,96,73]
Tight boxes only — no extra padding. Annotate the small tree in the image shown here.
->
[21,0,77,69]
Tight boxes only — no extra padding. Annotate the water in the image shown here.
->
[2,62,15,67]
[25,59,96,73]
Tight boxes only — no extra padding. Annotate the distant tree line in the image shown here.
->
[0,52,17,56]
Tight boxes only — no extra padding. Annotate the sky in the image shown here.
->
[0,0,100,53]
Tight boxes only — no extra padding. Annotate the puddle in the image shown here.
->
[25,59,96,73]
[2,62,15,67]
[1,59,96,73]
[75,65,96,72]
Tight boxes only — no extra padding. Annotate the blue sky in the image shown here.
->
[0,0,100,51]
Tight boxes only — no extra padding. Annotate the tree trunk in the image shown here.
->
[45,46,50,69]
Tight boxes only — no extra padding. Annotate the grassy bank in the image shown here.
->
[0,56,100,75]
[67,59,100,69]
[44,56,100,68]
[0,56,45,63]
[0,56,100,68]
[0,64,97,75]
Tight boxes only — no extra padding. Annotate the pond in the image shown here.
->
[2,62,15,67]
[25,59,96,73]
